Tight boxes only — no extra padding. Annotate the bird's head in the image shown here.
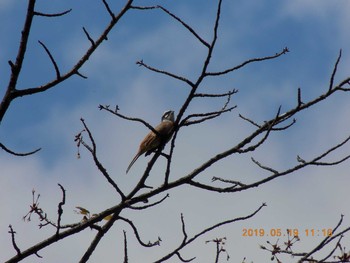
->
[161,110,175,122]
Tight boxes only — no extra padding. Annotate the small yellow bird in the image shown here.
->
[126,110,175,174]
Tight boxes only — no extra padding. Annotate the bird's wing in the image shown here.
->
[155,121,174,136]
[126,121,174,173]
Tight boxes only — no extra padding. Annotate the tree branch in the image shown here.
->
[38,40,61,79]
[154,203,266,262]
[205,47,289,76]
[79,118,125,199]
[118,216,161,247]
[8,225,21,256]
[131,5,210,48]
[136,59,194,86]
[0,0,36,122]
[34,9,72,17]
[0,142,41,156]
[0,0,134,122]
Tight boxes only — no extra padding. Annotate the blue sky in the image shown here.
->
[1,0,350,262]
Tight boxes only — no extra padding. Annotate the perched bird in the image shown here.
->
[126,110,175,174]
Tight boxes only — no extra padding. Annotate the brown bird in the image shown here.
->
[126,110,175,174]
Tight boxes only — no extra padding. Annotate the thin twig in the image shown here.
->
[79,118,125,199]
[83,27,96,47]
[205,47,289,76]
[123,231,128,263]
[180,213,188,243]
[194,89,238,98]
[136,59,194,86]
[0,142,41,156]
[56,184,66,236]
[329,49,342,92]
[38,40,60,79]
[102,0,115,18]
[34,9,72,17]
[154,203,266,263]
[118,216,161,247]
[8,225,21,256]
[128,194,169,210]
[99,104,160,136]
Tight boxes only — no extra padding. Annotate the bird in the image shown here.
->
[126,110,175,174]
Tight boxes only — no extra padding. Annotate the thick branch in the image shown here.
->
[0,0,134,123]
[0,0,36,122]
[79,213,120,263]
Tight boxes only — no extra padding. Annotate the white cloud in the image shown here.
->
[282,0,344,19]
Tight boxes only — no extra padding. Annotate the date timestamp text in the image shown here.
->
[242,228,332,237]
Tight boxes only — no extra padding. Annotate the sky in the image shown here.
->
[0,0,350,262]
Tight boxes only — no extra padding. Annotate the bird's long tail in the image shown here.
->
[126,153,141,174]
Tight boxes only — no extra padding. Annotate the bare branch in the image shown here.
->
[308,135,350,166]
[211,177,247,187]
[206,237,229,263]
[180,213,188,243]
[297,87,303,107]
[118,216,161,247]
[194,89,238,98]
[99,104,164,138]
[8,225,21,256]
[136,59,194,86]
[79,213,120,263]
[329,49,342,92]
[34,9,72,17]
[0,142,41,156]
[132,5,210,48]
[82,27,96,47]
[6,202,124,263]
[181,88,236,126]
[251,157,279,174]
[189,180,243,192]
[0,0,36,122]
[239,113,260,128]
[239,113,296,131]
[128,193,169,210]
[101,0,115,18]
[237,107,281,154]
[56,184,66,236]
[154,203,266,263]
[175,251,196,262]
[75,71,88,79]
[200,0,223,76]
[289,215,350,263]
[206,47,289,76]
[38,40,61,79]
[123,230,128,263]
[158,5,210,47]
[0,0,134,122]
[181,106,236,126]
[79,118,125,199]
[335,77,350,91]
